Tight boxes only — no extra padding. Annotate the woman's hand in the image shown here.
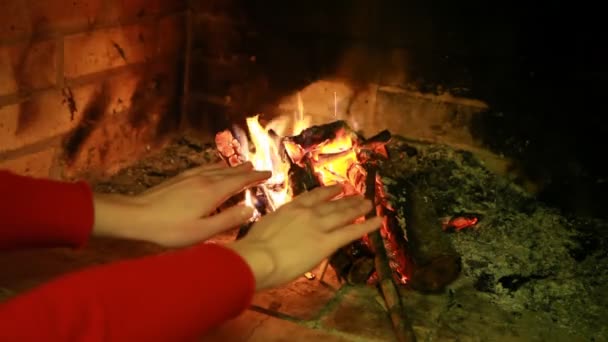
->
[227,185,382,290]
[93,162,271,247]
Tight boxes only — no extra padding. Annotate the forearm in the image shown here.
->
[0,243,255,342]
[92,193,146,240]
[0,171,94,250]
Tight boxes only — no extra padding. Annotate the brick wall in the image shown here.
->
[184,0,491,153]
[0,0,187,180]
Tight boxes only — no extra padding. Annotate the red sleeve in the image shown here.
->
[0,170,256,341]
[0,243,255,342]
[0,170,93,250]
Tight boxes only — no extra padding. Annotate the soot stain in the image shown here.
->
[128,62,183,140]
[64,84,111,163]
[62,87,78,120]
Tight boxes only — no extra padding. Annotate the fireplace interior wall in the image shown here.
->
[187,0,608,219]
[0,0,188,179]
[0,0,605,217]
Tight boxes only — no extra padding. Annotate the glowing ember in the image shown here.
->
[442,215,479,232]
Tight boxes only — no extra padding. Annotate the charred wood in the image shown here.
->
[365,166,416,342]
[403,179,462,293]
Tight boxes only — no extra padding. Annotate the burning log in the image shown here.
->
[287,158,320,196]
[215,130,245,166]
[360,129,391,157]
[286,120,356,149]
[329,239,376,284]
[403,180,462,293]
[365,166,416,342]
[215,128,270,238]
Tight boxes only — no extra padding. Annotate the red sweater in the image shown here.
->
[0,171,255,341]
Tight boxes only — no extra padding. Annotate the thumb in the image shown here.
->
[196,205,255,237]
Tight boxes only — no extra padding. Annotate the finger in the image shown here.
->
[293,184,344,207]
[179,161,228,178]
[314,195,367,216]
[194,205,255,237]
[209,170,272,205]
[320,199,374,231]
[199,160,229,170]
[140,161,232,195]
[328,216,383,248]
[204,161,254,176]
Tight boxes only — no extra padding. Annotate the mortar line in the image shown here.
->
[0,53,181,108]
[0,134,65,162]
[0,10,187,47]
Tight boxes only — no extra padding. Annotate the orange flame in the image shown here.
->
[243,115,292,210]
[241,107,362,208]
[236,100,407,284]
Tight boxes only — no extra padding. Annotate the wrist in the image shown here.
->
[92,194,143,240]
[226,241,276,291]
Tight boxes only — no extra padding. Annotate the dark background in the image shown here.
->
[196,0,608,218]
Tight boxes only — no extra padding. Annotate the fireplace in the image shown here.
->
[1,0,607,341]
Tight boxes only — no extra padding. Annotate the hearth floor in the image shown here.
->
[2,135,606,341]
[0,237,590,342]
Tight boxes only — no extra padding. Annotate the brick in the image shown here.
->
[0,39,57,96]
[102,0,157,22]
[374,89,486,148]
[27,0,185,34]
[250,261,342,320]
[155,0,187,14]
[0,148,56,177]
[64,23,158,79]
[27,0,104,33]
[101,0,186,23]
[189,0,243,17]
[192,13,245,57]
[320,285,396,341]
[190,58,249,96]
[204,310,349,342]
[0,90,82,153]
[157,14,186,57]
[0,0,31,42]
[62,60,182,177]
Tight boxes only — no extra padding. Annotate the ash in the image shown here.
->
[383,137,608,341]
[92,135,607,340]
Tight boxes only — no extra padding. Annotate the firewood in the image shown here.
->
[215,130,245,166]
[365,166,417,342]
[329,239,375,284]
[360,129,391,157]
[288,159,320,196]
[287,120,356,148]
[403,179,462,293]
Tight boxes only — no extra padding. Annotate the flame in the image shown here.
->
[294,92,310,135]
[231,97,408,284]
[244,115,292,209]
[242,113,360,206]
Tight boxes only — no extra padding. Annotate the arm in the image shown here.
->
[0,243,255,342]
[0,167,381,341]
[0,170,256,341]
[0,170,93,250]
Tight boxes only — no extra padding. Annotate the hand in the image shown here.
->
[226,185,382,290]
[93,162,271,247]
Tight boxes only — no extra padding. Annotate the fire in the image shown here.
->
[309,129,359,186]
[217,95,409,285]
[237,93,312,211]
[243,116,292,210]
